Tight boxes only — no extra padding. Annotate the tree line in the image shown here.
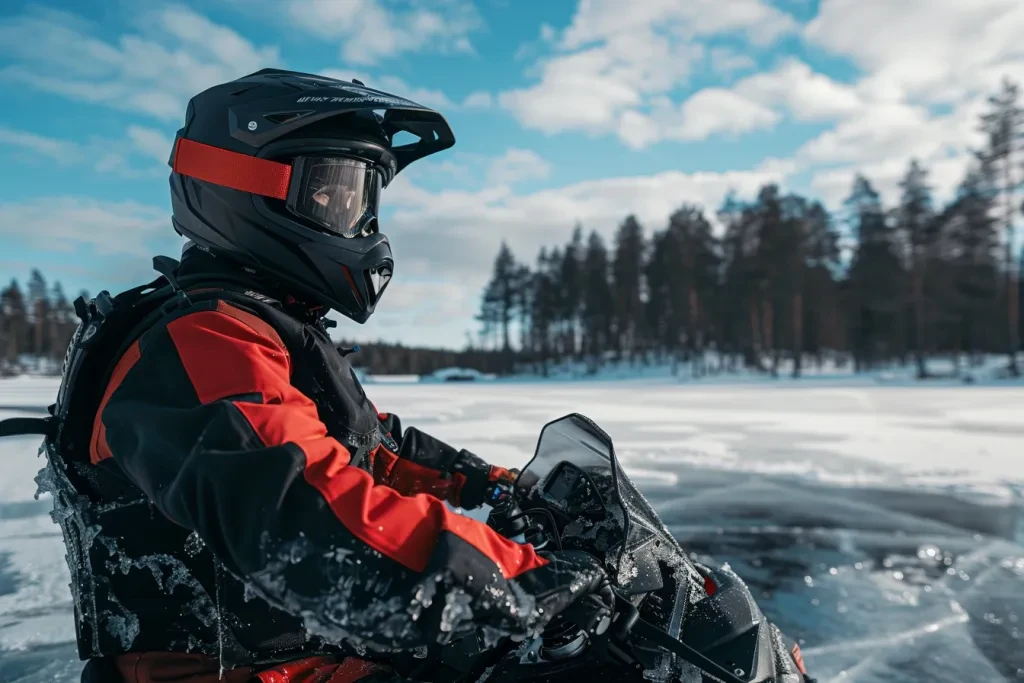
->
[0,269,83,372]
[477,78,1024,379]
[5,78,1024,380]
[0,268,509,378]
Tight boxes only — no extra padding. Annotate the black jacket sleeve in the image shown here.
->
[92,304,590,650]
[369,413,514,509]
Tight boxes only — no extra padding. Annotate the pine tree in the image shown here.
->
[946,164,1001,361]
[27,269,49,357]
[0,279,27,363]
[559,226,585,357]
[800,200,841,368]
[581,230,612,370]
[651,205,720,375]
[776,193,820,377]
[611,216,646,361]
[977,77,1024,375]
[49,281,75,363]
[529,247,558,372]
[896,159,935,378]
[846,175,905,370]
[718,193,758,369]
[513,263,533,355]
[754,186,791,375]
[478,241,519,355]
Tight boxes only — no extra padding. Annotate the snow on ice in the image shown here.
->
[1,375,1022,682]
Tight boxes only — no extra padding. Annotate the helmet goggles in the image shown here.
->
[172,137,382,238]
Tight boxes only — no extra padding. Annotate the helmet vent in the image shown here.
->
[265,111,312,125]
[391,130,421,147]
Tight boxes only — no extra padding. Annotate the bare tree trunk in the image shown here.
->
[1007,243,1019,374]
[762,292,775,376]
[792,291,804,378]
[1005,155,1019,375]
[912,262,929,379]
[34,302,44,357]
[689,287,703,378]
[749,296,763,371]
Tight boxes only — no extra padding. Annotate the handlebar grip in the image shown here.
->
[611,596,639,639]
[487,490,528,538]
[563,593,613,636]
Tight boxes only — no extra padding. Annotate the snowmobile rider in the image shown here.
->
[60,69,611,683]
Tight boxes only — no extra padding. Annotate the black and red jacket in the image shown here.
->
[48,252,594,680]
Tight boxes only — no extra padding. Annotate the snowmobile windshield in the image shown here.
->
[519,414,686,594]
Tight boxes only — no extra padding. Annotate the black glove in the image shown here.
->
[517,550,614,633]
[396,426,513,510]
[449,449,515,509]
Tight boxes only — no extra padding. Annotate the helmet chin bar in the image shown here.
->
[366,263,392,303]
[293,237,393,323]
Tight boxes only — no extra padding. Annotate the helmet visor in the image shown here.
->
[288,156,379,238]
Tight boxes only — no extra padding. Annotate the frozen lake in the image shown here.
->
[1,376,1022,682]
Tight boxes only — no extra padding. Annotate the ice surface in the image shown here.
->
[2,376,1023,682]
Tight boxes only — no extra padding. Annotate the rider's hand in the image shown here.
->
[522,550,614,632]
[450,449,516,509]
[514,467,539,494]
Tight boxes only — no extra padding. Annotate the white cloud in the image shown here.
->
[708,47,756,76]
[321,70,457,110]
[0,6,280,121]
[733,59,863,121]
[462,91,493,109]
[332,280,475,345]
[798,97,986,206]
[514,22,561,62]
[0,197,169,256]
[369,154,796,344]
[806,0,1024,105]
[287,0,482,66]
[499,0,797,146]
[126,126,173,164]
[384,156,796,283]
[322,71,495,113]
[485,148,553,186]
[499,46,657,135]
[608,59,862,148]
[380,280,467,314]
[798,102,970,167]
[559,0,797,50]
[0,127,83,163]
[0,125,172,176]
[793,1,1024,207]
[672,88,781,140]
[810,156,969,209]
[616,110,663,150]
[610,86,784,150]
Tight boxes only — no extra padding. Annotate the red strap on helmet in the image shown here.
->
[172,138,292,200]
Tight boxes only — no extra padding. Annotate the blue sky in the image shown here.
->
[2,0,1022,348]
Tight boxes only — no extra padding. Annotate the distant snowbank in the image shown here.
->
[506,353,1024,387]
[3,354,1023,389]
[0,375,60,408]
[419,367,497,383]
[369,374,421,384]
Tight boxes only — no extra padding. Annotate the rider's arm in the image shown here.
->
[91,303,592,648]
[368,412,514,509]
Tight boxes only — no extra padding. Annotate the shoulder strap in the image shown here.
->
[0,262,285,445]
[0,416,52,438]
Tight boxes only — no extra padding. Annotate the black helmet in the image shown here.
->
[168,68,455,323]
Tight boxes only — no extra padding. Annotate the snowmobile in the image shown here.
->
[413,414,816,683]
[0,403,814,683]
